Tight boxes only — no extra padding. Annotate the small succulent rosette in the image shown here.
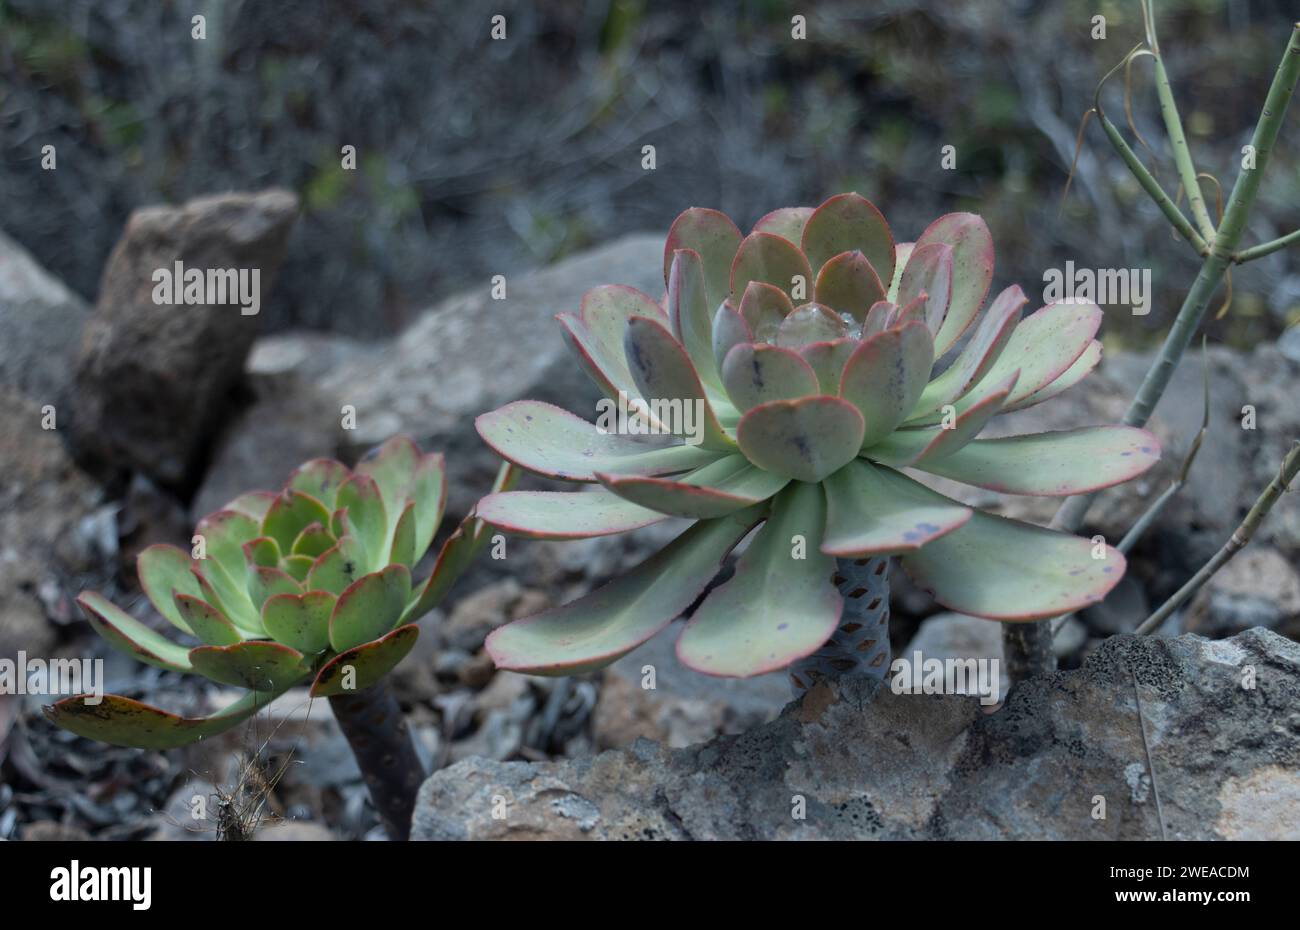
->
[47,437,511,748]
[474,193,1161,678]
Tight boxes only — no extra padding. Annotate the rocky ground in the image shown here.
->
[2,200,1298,840]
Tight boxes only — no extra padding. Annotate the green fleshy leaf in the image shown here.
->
[899,501,1127,621]
[291,522,334,559]
[801,192,896,287]
[886,242,914,303]
[559,311,639,403]
[668,248,723,394]
[860,300,895,339]
[262,590,335,654]
[137,545,206,636]
[797,338,857,394]
[173,594,242,646]
[76,592,192,672]
[44,689,287,750]
[730,231,814,304]
[813,250,887,322]
[912,284,1026,415]
[676,482,840,677]
[191,562,264,635]
[711,300,754,373]
[595,454,789,519]
[820,461,971,556]
[866,372,1017,466]
[310,624,420,697]
[389,500,418,568]
[664,207,743,312]
[193,510,260,582]
[334,474,388,572]
[721,342,820,412]
[774,303,850,349]
[624,316,734,451]
[477,487,667,539]
[1004,339,1102,412]
[959,301,1103,412]
[281,554,314,582]
[262,490,332,556]
[736,395,865,483]
[189,641,310,692]
[243,536,280,569]
[895,241,954,336]
[305,536,367,597]
[329,564,412,652]
[409,452,447,563]
[752,206,814,245]
[838,322,934,446]
[912,213,994,356]
[915,426,1161,496]
[287,458,351,511]
[248,565,303,605]
[737,280,793,342]
[486,505,767,675]
[477,399,717,482]
[222,491,276,523]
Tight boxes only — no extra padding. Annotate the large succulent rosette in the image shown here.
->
[476,194,1160,678]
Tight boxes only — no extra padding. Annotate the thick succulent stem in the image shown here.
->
[1006,21,1300,686]
[790,557,891,696]
[328,680,425,840]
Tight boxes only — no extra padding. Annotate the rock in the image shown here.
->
[439,579,550,653]
[71,190,299,489]
[0,228,90,406]
[0,388,110,655]
[413,628,1300,840]
[254,820,336,841]
[323,234,662,515]
[190,372,343,520]
[1186,548,1300,636]
[20,821,92,841]
[591,626,790,749]
[148,780,219,841]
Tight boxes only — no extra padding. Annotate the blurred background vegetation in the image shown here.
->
[1,0,1297,347]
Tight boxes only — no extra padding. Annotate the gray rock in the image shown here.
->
[413,628,1300,840]
[70,190,298,489]
[0,229,89,406]
[323,234,662,516]
[0,388,109,656]
[1185,548,1300,636]
[190,372,344,520]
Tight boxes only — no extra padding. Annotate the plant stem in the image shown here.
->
[790,557,891,695]
[1235,226,1300,263]
[1147,10,1218,241]
[1006,22,1300,683]
[1135,442,1300,635]
[329,680,426,840]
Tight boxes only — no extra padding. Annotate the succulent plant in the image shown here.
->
[475,194,1161,684]
[46,437,514,838]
